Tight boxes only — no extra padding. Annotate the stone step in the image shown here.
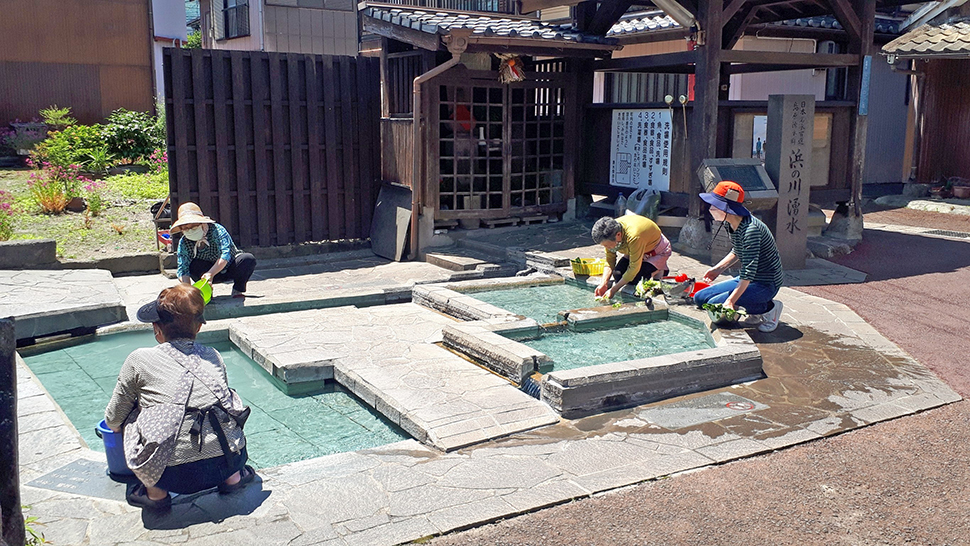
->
[425,252,487,271]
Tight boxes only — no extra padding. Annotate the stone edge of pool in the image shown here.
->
[414,276,764,419]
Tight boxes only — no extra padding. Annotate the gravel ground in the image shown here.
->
[429,206,970,546]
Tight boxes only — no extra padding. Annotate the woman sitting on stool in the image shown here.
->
[170,202,256,298]
[104,284,255,511]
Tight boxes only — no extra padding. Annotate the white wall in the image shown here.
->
[152,0,188,103]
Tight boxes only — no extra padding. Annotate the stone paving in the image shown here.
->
[0,269,127,341]
[229,304,559,451]
[11,220,963,546]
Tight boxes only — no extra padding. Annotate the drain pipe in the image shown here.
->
[409,30,470,261]
[889,58,925,182]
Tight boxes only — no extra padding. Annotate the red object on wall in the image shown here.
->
[686,39,696,102]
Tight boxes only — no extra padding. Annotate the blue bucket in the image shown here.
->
[95,419,133,477]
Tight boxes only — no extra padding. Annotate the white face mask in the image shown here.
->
[183,226,205,241]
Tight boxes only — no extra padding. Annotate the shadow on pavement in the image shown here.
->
[141,482,271,530]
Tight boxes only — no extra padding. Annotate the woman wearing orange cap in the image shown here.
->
[169,202,256,298]
[695,181,785,333]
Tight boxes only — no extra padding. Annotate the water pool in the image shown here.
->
[522,319,714,372]
[469,283,635,325]
[21,331,408,469]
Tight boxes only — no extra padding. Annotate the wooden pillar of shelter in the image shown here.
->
[678,0,724,252]
[826,0,875,239]
[0,319,24,546]
[569,59,595,217]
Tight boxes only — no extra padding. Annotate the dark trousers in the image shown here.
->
[189,253,257,293]
[612,256,668,286]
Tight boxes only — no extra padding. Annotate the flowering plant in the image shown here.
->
[0,190,15,241]
[1,123,47,154]
[148,148,168,174]
[27,162,91,213]
[83,179,107,216]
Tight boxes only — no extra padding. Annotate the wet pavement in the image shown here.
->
[11,216,963,545]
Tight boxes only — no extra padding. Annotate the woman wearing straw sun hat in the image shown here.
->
[693,181,785,333]
[170,202,256,299]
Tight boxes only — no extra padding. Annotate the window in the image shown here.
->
[223,0,250,39]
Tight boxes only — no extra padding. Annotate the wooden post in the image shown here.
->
[846,0,876,218]
[677,0,723,253]
[379,38,390,118]
[690,0,723,213]
[0,319,24,546]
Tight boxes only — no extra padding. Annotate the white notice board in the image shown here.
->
[609,109,672,191]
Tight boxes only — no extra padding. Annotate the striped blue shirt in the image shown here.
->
[728,215,784,289]
[176,223,240,278]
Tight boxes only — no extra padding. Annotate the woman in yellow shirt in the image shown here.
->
[591,214,672,299]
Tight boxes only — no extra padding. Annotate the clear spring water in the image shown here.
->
[21,331,408,469]
[466,283,713,372]
[470,283,635,325]
[523,320,713,371]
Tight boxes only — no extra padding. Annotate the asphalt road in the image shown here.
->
[430,206,970,546]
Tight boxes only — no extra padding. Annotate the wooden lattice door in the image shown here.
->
[433,71,569,222]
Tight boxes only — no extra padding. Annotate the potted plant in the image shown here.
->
[950,177,970,199]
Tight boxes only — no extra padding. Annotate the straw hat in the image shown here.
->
[169,202,216,233]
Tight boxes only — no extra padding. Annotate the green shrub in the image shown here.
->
[105,171,169,200]
[102,109,165,163]
[186,30,202,49]
[40,104,77,131]
[32,124,108,169]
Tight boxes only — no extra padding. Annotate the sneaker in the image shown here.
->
[758,300,783,333]
[741,312,763,326]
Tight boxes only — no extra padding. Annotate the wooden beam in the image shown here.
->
[721,0,747,22]
[721,49,858,66]
[680,0,699,17]
[827,0,861,43]
[519,0,584,14]
[464,41,616,57]
[722,3,758,50]
[616,28,691,46]
[362,15,441,52]
[593,49,699,71]
[588,0,636,36]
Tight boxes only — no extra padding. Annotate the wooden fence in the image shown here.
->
[163,48,381,248]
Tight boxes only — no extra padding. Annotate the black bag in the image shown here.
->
[151,199,171,220]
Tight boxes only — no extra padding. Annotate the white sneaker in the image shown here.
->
[758,300,783,332]
[741,312,763,326]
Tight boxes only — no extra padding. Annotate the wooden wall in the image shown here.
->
[0,0,154,124]
[918,59,970,183]
[164,49,381,247]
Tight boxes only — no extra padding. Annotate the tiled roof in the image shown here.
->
[185,0,200,23]
[607,11,903,38]
[607,12,680,37]
[769,15,902,35]
[361,5,617,45]
[883,20,970,57]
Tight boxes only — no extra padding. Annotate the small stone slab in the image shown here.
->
[27,458,127,501]
[0,270,127,341]
[425,253,487,272]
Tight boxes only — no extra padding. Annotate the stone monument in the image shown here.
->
[765,94,814,270]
